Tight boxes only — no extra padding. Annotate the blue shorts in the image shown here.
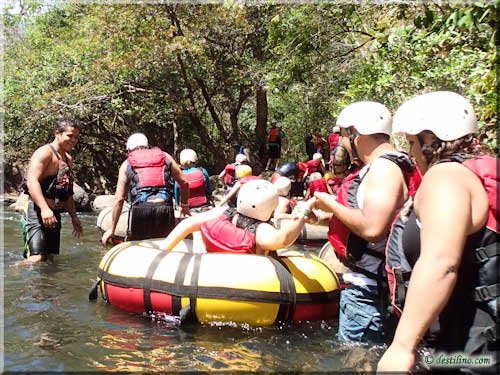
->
[338,284,384,344]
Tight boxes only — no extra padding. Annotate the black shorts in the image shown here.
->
[24,201,62,257]
[127,202,175,241]
[267,144,281,159]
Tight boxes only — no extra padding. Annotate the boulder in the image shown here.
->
[73,183,92,212]
[92,195,115,211]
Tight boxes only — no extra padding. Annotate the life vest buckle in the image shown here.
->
[475,285,494,302]
[484,325,497,342]
[475,246,490,264]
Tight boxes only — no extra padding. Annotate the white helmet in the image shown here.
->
[273,176,291,197]
[336,101,392,136]
[179,148,198,166]
[312,152,323,161]
[393,91,477,141]
[332,125,340,133]
[309,172,322,181]
[235,153,247,163]
[237,179,279,222]
[126,133,148,151]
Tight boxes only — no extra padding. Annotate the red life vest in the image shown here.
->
[297,162,308,180]
[306,159,321,174]
[268,128,280,143]
[386,154,499,316]
[328,152,422,277]
[328,133,340,152]
[127,148,171,202]
[184,168,207,208]
[308,178,329,195]
[200,208,260,254]
[224,163,237,186]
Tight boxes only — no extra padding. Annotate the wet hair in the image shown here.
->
[55,117,79,133]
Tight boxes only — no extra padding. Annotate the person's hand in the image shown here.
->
[377,343,415,373]
[101,229,113,246]
[71,216,83,238]
[180,205,191,217]
[314,191,336,212]
[41,207,57,228]
[291,197,317,221]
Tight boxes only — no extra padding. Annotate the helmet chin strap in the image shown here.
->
[417,133,442,164]
[346,128,362,166]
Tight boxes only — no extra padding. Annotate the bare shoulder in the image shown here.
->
[31,144,52,161]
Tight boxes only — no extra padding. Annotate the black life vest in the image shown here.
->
[126,148,172,204]
[385,154,499,353]
[328,152,422,280]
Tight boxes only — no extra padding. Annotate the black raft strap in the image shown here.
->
[187,254,202,323]
[143,250,170,314]
[172,253,193,316]
[270,257,296,323]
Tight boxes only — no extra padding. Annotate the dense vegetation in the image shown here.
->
[4,1,497,194]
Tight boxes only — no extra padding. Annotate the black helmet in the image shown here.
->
[278,162,299,178]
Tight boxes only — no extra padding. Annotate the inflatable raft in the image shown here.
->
[96,204,212,242]
[91,239,340,326]
[273,218,328,245]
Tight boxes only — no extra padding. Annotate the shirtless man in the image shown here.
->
[22,118,83,263]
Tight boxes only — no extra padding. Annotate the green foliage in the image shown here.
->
[4,2,497,194]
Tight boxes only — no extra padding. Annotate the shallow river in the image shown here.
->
[3,209,385,372]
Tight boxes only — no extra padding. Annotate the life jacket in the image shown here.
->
[184,168,207,208]
[30,144,75,206]
[306,159,321,174]
[308,178,329,195]
[328,133,340,152]
[224,163,237,186]
[297,162,308,180]
[328,152,422,280]
[386,154,499,320]
[200,208,262,254]
[268,128,280,143]
[127,148,172,204]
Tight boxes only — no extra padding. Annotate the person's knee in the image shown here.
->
[27,254,47,262]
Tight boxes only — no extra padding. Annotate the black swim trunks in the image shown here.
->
[24,201,62,258]
[127,201,176,241]
[267,143,281,159]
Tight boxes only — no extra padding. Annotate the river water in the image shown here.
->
[2,209,384,372]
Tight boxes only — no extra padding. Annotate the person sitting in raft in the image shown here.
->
[160,179,317,255]
[304,172,333,200]
[272,176,295,219]
[101,133,190,245]
[377,92,498,373]
[217,153,248,190]
[217,164,259,208]
[174,148,213,212]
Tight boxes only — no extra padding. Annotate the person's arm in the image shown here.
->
[168,154,190,216]
[377,166,483,372]
[325,182,334,195]
[273,197,293,220]
[101,161,128,246]
[217,181,240,207]
[63,196,83,237]
[26,146,58,228]
[314,158,406,242]
[256,197,316,251]
[159,206,226,250]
